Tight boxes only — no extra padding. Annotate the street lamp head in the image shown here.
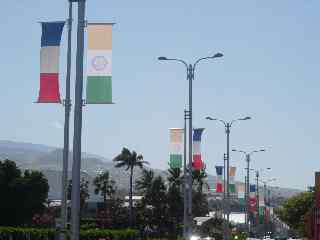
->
[260,149,266,152]
[239,116,251,121]
[158,56,168,61]
[205,116,217,121]
[212,52,223,58]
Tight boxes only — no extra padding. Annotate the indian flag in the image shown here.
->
[229,166,237,193]
[86,23,113,104]
[169,128,184,169]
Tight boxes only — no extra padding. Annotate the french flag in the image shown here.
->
[193,128,205,170]
[215,165,223,193]
[37,22,65,103]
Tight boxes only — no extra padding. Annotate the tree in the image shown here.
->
[113,147,148,226]
[140,175,168,237]
[166,168,183,237]
[192,168,208,193]
[275,190,314,237]
[193,190,209,217]
[93,170,116,209]
[67,177,90,215]
[197,217,223,240]
[167,168,183,188]
[136,168,154,195]
[0,159,49,226]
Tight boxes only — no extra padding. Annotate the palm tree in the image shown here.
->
[93,170,116,209]
[136,168,154,195]
[192,168,208,193]
[167,168,183,237]
[167,168,182,188]
[67,178,90,216]
[113,147,148,226]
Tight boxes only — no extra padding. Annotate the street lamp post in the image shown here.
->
[232,148,266,235]
[61,3,73,240]
[255,168,271,211]
[183,109,189,238]
[260,178,276,237]
[206,116,251,240]
[256,171,260,220]
[255,167,271,236]
[71,1,86,240]
[158,52,223,238]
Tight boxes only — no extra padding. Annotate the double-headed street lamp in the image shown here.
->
[232,149,265,230]
[259,178,276,207]
[206,116,251,240]
[255,168,271,216]
[158,52,223,238]
[259,178,276,237]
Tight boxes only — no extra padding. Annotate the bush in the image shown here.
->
[0,227,138,240]
[0,227,55,240]
[80,229,138,240]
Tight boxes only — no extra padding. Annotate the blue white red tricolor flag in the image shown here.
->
[37,21,65,103]
[193,128,205,170]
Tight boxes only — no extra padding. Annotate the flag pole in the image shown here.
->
[183,109,189,238]
[60,1,73,239]
[71,1,86,240]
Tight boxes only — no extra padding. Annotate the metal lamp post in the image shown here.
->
[259,178,276,237]
[71,1,86,240]
[205,116,251,240]
[158,52,223,238]
[254,167,271,235]
[60,2,73,240]
[232,148,265,234]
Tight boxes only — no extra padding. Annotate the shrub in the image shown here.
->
[0,227,138,240]
[0,227,55,240]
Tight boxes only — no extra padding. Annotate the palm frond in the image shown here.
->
[115,161,128,169]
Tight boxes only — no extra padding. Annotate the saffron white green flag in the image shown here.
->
[86,23,113,104]
[169,128,184,169]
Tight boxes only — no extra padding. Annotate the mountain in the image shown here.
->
[0,140,159,200]
[0,140,301,202]
[0,140,54,166]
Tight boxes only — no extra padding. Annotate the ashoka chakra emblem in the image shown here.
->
[92,56,108,71]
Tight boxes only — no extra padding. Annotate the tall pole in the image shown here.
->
[223,153,227,239]
[225,124,231,240]
[256,171,260,226]
[71,1,85,240]
[183,110,188,238]
[223,154,227,201]
[158,53,223,238]
[188,64,193,237]
[264,182,267,237]
[245,175,247,225]
[232,149,266,235]
[61,2,73,239]
[246,154,250,233]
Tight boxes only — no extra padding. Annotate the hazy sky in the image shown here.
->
[1,1,319,190]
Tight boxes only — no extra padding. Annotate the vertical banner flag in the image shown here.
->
[249,184,257,213]
[237,183,245,199]
[259,194,265,207]
[215,166,223,193]
[86,23,113,104]
[193,128,205,170]
[37,22,65,103]
[229,166,236,193]
[169,128,184,169]
[264,207,270,223]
